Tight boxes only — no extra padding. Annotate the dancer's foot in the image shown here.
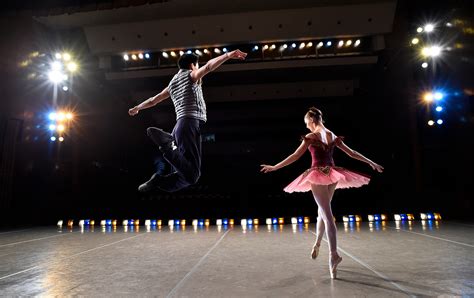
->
[147,127,175,151]
[329,254,342,279]
[310,244,320,260]
[138,173,162,192]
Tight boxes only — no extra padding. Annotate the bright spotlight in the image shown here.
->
[306,42,313,48]
[421,62,428,68]
[66,113,73,120]
[57,112,66,121]
[170,51,177,57]
[446,22,453,27]
[422,46,442,57]
[57,124,65,132]
[49,124,56,131]
[59,136,64,142]
[48,71,64,83]
[222,48,228,53]
[48,113,57,120]
[145,53,150,59]
[423,92,434,102]
[186,50,192,54]
[55,53,62,59]
[326,41,332,47]
[253,45,259,51]
[411,38,419,45]
[299,42,305,49]
[434,92,443,100]
[291,43,297,48]
[428,120,435,126]
[51,61,62,71]
[345,40,352,46]
[67,62,78,72]
[63,53,71,61]
[338,40,344,48]
[131,54,137,60]
[270,44,276,50]
[138,53,144,59]
[354,39,361,47]
[62,86,69,91]
[263,45,269,50]
[317,42,323,49]
[417,27,423,33]
[123,54,129,61]
[214,48,221,54]
[50,136,57,142]
[180,50,185,55]
[435,106,443,112]
[424,24,435,32]
[162,52,169,58]
[437,119,443,125]
[283,44,288,49]
[203,49,210,54]
[195,49,203,56]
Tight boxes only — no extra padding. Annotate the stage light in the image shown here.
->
[131,54,137,60]
[162,52,169,58]
[223,219,229,225]
[145,53,150,59]
[354,39,361,47]
[170,51,177,57]
[299,42,305,49]
[122,220,128,226]
[48,71,64,83]
[278,218,284,225]
[123,54,129,61]
[168,220,174,226]
[128,219,135,225]
[434,92,443,100]
[306,42,313,48]
[446,22,452,27]
[247,219,253,225]
[297,217,303,224]
[58,137,64,142]
[63,53,71,61]
[156,220,162,226]
[180,219,186,226]
[417,27,423,33]
[195,49,202,56]
[424,24,434,32]
[214,48,221,54]
[270,44,276,50]
[422,62,428,68]
[205,219,210,226]
[272,218,278,224]
[57,124,65,132]
[253,219,259,225]
[67,220,74,227]
[66,113,73,120]
[229,219,234,225]
[345,40,352,46]
[179,50,185,56]
[67,62,78,72]
[198,219,204,226]
[241,219,247,226]
[355,215,362,222]
[174,220,180,226]
[49,124,56,131]
[291,217,297,224]
[263,45,269,50]
[253,45,259,51]
[192,219,198,226]
[434,213,441,220]
[79,220,85,227]
[304,217,310,224]
[216,219,222,226]
[55,53,62,59]
[145,220,151,227]
[342,216,349,222]
[421,46,441,57]
[138,53,144,59]
[291,43,297,48]
[222,48,228,53]
[394,214,401,221]
[50,136,56,141]
[85,219,91,225]
[428,120,435,126]
[203,49,209,54]
[437,119,443,125]
[151,219,157,226]
[436,106,443,112]
[51,61,62,71]
[266,218,272,225]
[411,38,420,45]
[338,40,344,48]
[57,220,63,228]
[317,42,323,49]
[106,219,112,226]
[62,86,69,91]
[407,214,414,220]
[423,92,434,102]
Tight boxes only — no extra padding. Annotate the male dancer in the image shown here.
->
[129,49,247,192]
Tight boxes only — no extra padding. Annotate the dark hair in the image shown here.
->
[305,107,324,124]
[178,53,199,69]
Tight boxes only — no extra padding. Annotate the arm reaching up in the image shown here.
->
[190,50,247,82]
[128,87,170,116]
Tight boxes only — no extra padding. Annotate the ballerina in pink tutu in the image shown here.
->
[261,107,384,279]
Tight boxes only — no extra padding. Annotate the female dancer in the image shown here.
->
[260,107,384,279]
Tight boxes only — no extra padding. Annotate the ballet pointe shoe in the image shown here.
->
[329,255,342,279]
[310,244,320,260]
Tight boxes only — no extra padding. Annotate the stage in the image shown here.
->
[0,221,472,296]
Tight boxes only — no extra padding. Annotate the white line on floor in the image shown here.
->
[167,229,231,298]
[310,231,413,296]
[0,228,34,235]
[388,227,474,248]
[0,232,78,248]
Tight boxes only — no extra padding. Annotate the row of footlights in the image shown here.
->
[56,213,441,228]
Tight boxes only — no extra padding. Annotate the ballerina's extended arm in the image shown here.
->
[260,138,310,173]
[335,138,384,173]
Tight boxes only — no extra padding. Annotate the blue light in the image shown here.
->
[222,48,228,53]
[175,220,180,226]
[128,219,134,225]
[253,45,259,51]
[291,43,297,48]
[223,219,228,225]
[427,213,434,219]
[348,215,355,222]
[326,41,332,47]
[297,217,303,224]
[198,219,204,226]
[48,112,56,120]
[151,219,157,226]
[49,124,56,131]
[106,219,112,226]
[186,50,192,54]
[50,136,56,141]
[144,53,150,59]
[247,219,253,225]
[84,219,90,225]
[400,214,407,220]
[434,92,444,100]
[436,106,443,112]
[437,119,443,125]
[272,218,278,224]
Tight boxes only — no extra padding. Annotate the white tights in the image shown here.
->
[312,183,339,257]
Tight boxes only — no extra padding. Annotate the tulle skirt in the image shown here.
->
[283,166,370,193]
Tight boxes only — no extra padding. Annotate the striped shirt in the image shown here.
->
[168,69,207,122]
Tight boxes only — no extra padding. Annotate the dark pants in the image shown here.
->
[147,117,204,192]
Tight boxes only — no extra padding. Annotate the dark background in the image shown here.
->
[0,0,472,226]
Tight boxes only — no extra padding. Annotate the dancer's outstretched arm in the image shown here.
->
[191,50,247,82]
[261,139,309,173]
[128,87,170,116]
[336,140,384,172]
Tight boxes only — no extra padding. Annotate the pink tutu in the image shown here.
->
[284,166,370,193]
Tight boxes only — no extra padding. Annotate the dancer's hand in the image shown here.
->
[370,162,384,173]
[128,106,139,116]
[260,164,277,173]
[227,49,247,60]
